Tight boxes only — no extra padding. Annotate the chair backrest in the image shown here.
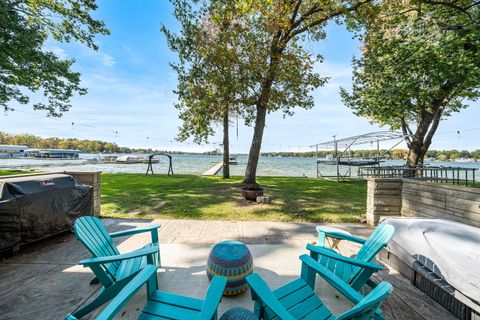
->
[74,216,121,280]
[337,281,393,319]
[350,224,395,278]
[356,224,395,262]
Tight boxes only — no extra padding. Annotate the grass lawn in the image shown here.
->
[101,174,367,222]
[0,169,38,176]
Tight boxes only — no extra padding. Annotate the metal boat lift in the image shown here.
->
[311,131,406,182]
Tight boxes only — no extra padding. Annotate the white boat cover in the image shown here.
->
[381,217,480,304]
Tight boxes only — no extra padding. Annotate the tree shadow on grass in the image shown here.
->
[100,174,367,223]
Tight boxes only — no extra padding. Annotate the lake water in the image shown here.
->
[0,153,478,178]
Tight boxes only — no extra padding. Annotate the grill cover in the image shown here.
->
[0,174,92,254]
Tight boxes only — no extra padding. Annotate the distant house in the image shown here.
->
[25,149,80,159]
[0,145,27,158]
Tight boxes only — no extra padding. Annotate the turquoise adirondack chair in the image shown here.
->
[67,216,161,319]
[67,265,227,320]
[307,224,395,291]
[247,254,393,320]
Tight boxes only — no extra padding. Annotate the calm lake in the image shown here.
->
[0,154,479,178]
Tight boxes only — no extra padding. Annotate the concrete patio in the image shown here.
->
[0,219,456,320]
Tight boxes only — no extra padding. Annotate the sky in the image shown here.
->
[3,0,480,152]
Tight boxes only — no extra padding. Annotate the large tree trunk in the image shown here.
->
[402,105,444,176]
[222,108,230,179]
[243,104,267,187]
[406,139,427,167]
[243,43,282,188]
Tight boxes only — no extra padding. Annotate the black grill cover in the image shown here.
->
[0,174,92,254]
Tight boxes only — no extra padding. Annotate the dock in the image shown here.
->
[202,161,223,176]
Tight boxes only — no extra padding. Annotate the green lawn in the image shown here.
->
[0,169,38,176]
[101,174,367,222]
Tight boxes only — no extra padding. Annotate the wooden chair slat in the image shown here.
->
[273,279,307,300]
[287,294,325,319]
[278,285,315,310]
[143,300,201,320]
[149,291,204,311]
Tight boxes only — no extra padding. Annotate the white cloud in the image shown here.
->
[314,61,353,79]
[49,47,68,60]
[98,52,116,67]
[121,44,144,64]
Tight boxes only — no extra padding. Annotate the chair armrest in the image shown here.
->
[96,265,159,320]
[109,224,161,238]
[316,226,366,244]
[307,244,383,271]
[299,254,363,304]
[79,245,159,266]
[246,274,296,320]
[198,276,227,320]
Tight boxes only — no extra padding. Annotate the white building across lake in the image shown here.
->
[0,145,27,158]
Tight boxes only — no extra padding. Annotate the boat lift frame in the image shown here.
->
[145,153,174,175]
[310,131,407,182]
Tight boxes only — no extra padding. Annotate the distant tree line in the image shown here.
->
[0,132,184,154]
[1,132,478,160]
[261,149,480,161]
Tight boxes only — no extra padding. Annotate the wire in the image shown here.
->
[5,106,480,149]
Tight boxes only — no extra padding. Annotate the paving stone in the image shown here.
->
[201,221,242,238]
[159,220,206,237]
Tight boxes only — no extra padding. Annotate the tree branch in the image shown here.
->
[418,0,480,22]
[421,106,443,153]
[287,0,372,41]
[401,117,413,147]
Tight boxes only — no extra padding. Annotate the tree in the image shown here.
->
[341,1,480,167]
[167,0,372,188]
[1,0,109,117]
[232,0,369,188]
[163,1,253,179]
[472,149,480,160]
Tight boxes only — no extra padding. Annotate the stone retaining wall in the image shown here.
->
[367,178,480,227]
[366,178,402,226]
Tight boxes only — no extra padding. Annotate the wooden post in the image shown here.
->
[334,136,339,182]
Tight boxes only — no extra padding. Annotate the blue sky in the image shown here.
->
[4,0,480,152]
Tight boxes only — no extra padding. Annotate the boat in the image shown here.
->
[115,155,158,164]
[228,155,238,165]
[0,145,27,158]
[98,155,119,163]
[25,149,80,159]
[382,217,480,316]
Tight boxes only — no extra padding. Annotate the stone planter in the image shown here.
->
[242,187,263,201]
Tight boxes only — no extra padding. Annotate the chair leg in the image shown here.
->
[154,251,161,268]
[366,278,378,289]
[89,276,100,285]
[254,301,264,320]
[70,287,115,319]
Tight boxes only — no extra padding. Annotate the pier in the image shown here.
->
[201,161,223,176]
